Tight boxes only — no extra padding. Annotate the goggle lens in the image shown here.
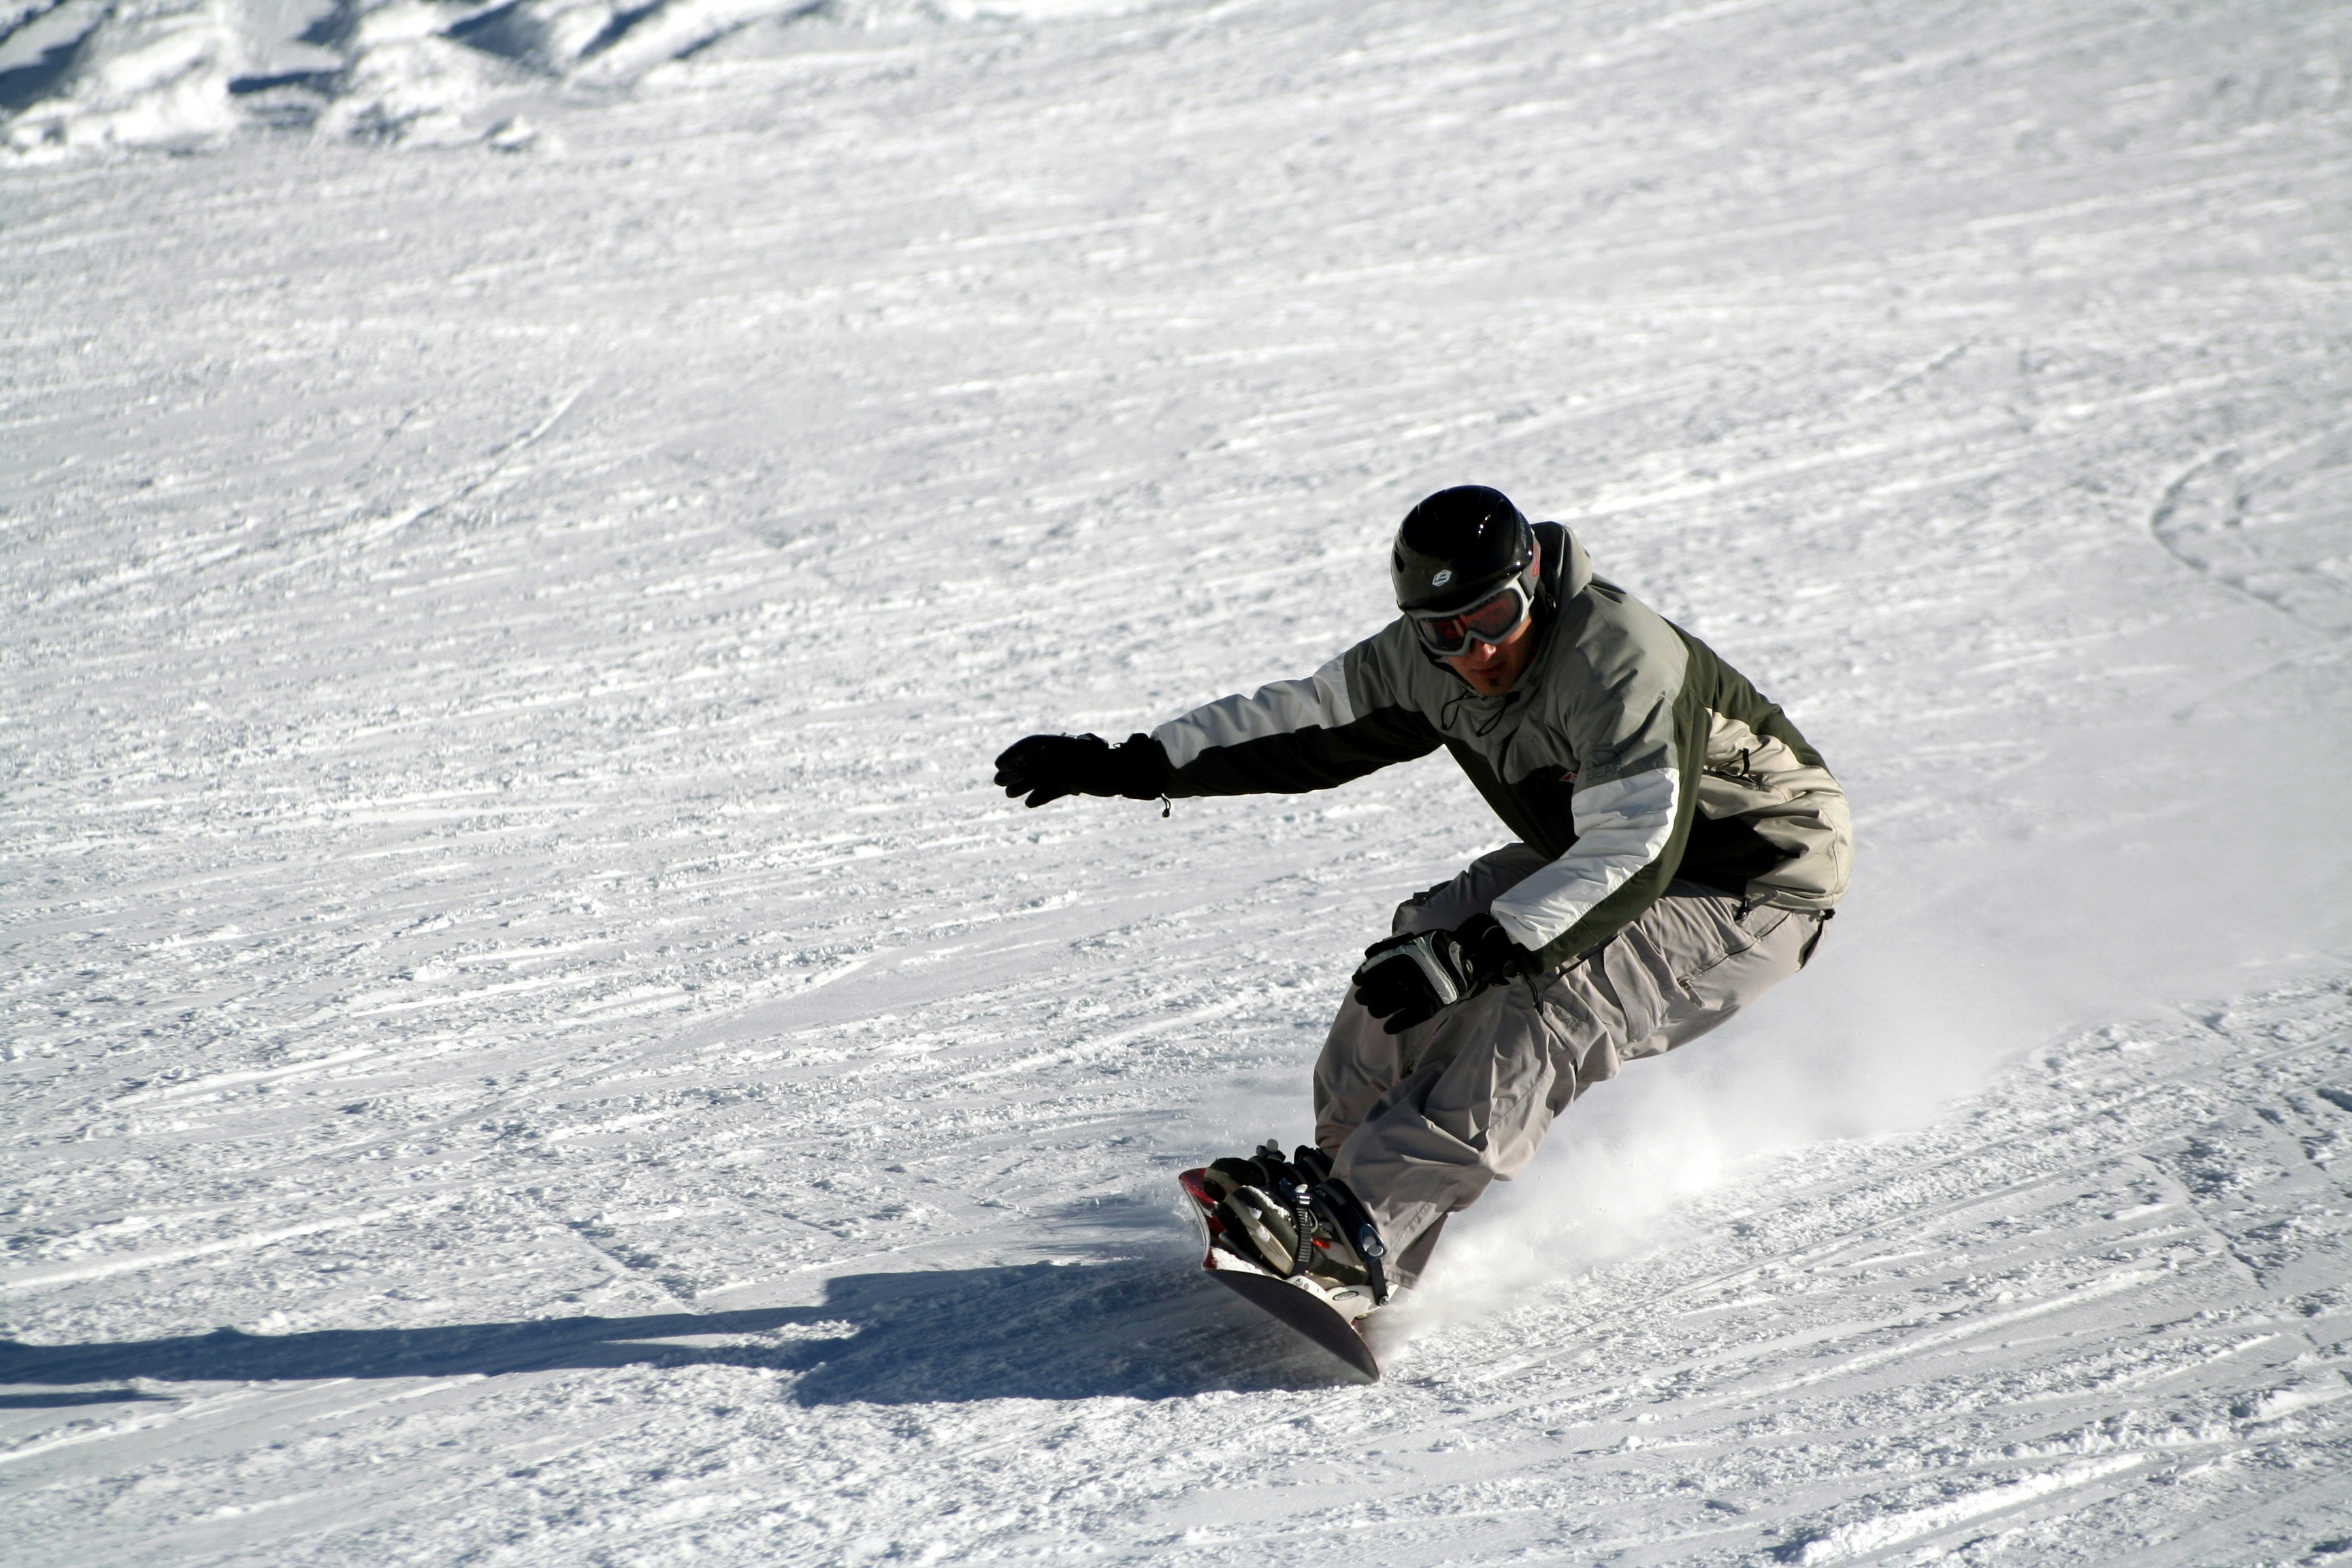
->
[1412,583,1530,655]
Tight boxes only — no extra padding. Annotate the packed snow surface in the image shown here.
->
[6,0,2352,1563]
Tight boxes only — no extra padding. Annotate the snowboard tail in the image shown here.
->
[1179,1167,1381,1380]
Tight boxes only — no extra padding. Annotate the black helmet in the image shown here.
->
[1390,485,1533,612]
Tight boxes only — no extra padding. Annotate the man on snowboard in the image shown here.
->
[993,486,1850,1307]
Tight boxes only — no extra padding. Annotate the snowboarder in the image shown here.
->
[994,485,1851,1324]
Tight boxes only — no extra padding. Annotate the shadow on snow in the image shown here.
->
[0,1258,1358,1407]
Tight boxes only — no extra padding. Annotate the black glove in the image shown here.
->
[1351,912,1535,1035]
[993,732,1170,808]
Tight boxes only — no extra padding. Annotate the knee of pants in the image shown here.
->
[1418,990,1565,1169]
[1390,889,1448,938]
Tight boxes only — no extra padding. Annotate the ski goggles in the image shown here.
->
[1407,577,1534,657]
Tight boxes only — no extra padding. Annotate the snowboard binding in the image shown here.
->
[1191,1140,1391,1307]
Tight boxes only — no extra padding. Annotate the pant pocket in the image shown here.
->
[1673,904,1789,998]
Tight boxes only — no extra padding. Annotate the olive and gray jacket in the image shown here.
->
[1150,524,1852,970]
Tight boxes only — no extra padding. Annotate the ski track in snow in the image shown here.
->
[5,0,2352,1562]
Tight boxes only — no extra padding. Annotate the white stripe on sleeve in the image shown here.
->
[1486,766,1679,951]
[1152,653,1357,769]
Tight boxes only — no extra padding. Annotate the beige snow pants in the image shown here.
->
[1317,844,1825,1273]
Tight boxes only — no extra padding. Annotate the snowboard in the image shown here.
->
[1178,1166,1382,1379]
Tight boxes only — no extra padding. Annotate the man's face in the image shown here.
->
[1442,611,1539,696]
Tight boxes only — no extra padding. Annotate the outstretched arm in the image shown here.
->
[994,639,1442,808]
[1154,648,1441,796]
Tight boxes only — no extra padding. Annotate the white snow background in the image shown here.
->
[6,0,2352,1562]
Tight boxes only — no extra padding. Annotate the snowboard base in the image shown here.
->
[1179,1167,1381,1380]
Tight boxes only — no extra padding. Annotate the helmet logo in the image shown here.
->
[1431,569,1453,587]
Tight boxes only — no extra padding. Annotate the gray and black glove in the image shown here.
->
[993,732,1170,808]
[1351,912,1535,1034]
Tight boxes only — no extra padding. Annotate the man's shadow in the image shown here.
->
[0,1256,1365,1407]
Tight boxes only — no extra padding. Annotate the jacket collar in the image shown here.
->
[1537,521,1592,603]
[1514,521,1589,679]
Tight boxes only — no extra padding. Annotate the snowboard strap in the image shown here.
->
[1285,1180,1318,1277]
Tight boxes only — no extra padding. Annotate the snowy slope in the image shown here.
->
[5,0,2352,1563]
